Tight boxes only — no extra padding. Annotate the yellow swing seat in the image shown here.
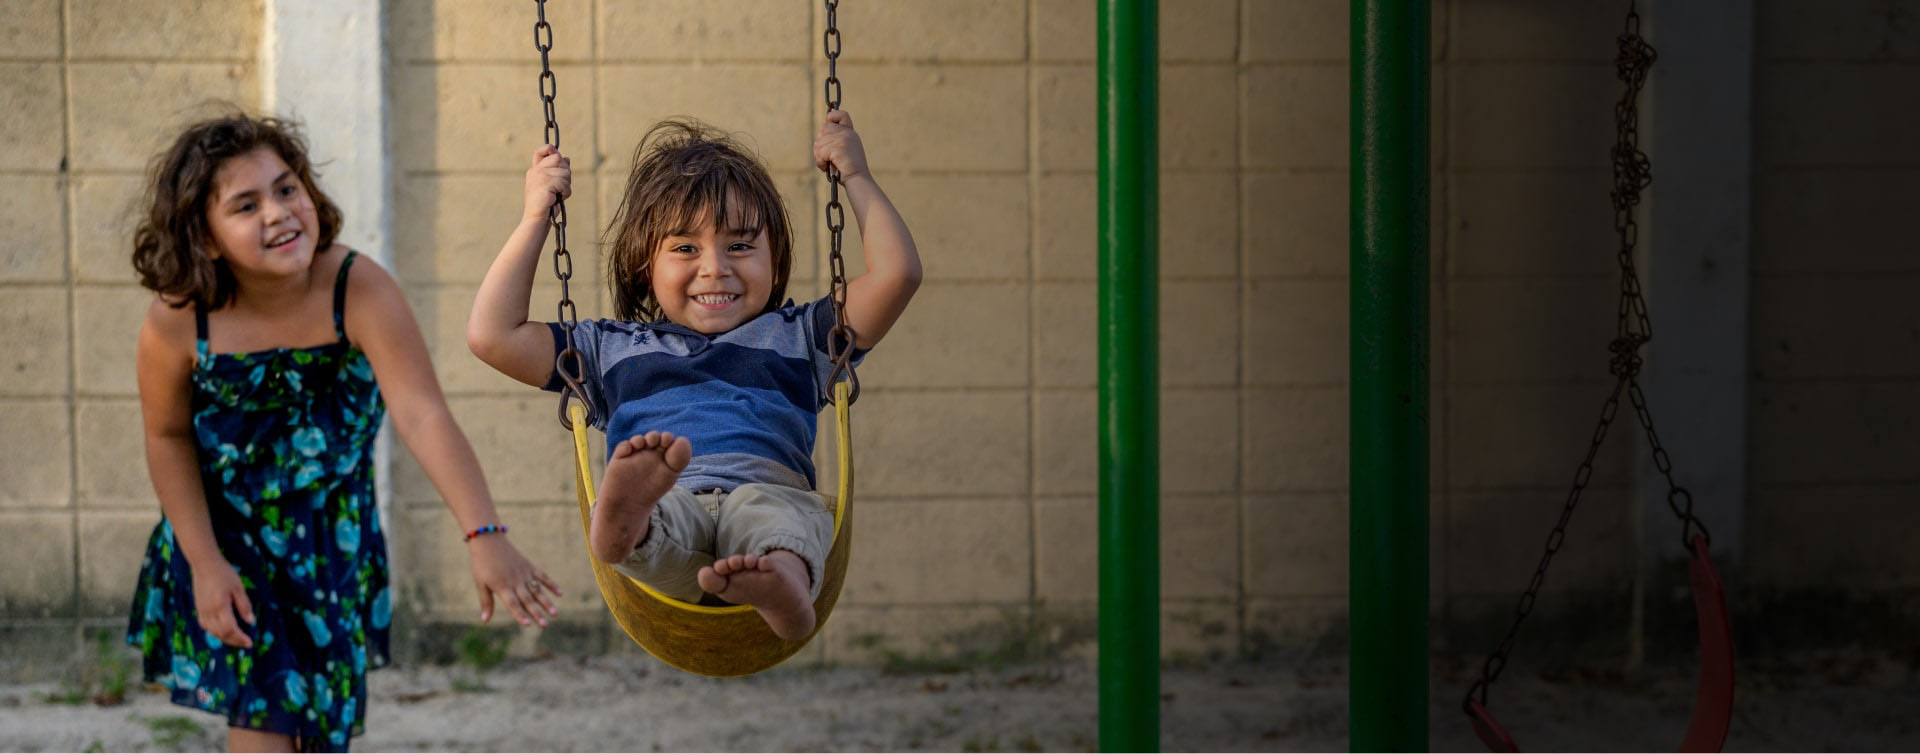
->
[565,381,854,677]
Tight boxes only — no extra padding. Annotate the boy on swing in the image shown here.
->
[468,113,920,640]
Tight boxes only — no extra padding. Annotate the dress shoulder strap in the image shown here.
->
[333,250,359,342]
[194,299,209,344]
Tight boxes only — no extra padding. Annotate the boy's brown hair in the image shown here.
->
[131,112,343,310]
[604,119,793,322]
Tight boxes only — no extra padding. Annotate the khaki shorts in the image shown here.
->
[603,483,835,604]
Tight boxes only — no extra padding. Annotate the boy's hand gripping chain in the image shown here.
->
[822,0,861,405]
[532,0,592,430]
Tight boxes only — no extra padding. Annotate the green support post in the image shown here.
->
[1350,0,1429,750]
[1097,0,1158,751]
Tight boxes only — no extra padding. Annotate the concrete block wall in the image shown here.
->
[5,0,1919,670]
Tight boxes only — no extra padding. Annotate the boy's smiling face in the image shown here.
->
[649,210,774,335]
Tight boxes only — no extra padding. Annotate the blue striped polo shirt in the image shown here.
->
[543,297,863,492]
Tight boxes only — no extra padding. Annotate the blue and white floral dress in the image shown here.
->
[127,251,390,752]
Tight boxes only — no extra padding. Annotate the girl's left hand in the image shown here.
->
[814,109,870,182]
[466,535,563,627]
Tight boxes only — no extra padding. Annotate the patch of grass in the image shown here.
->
[455,627,510,671]
[1016,732,1045,752]
[143,715,204,750]
[962,735,1000,752]
[42,630,135,706]
[451,677,493,694]
[82,740,105,753]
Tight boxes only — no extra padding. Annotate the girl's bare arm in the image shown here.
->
[468,145,573,387]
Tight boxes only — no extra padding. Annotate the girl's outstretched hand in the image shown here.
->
[523,144,573,223]
[467,535,563,627]
[814,109,870,182]
[191,559,255,649]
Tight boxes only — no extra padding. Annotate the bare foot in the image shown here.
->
[589,431,692,564]
[696,551,816,640]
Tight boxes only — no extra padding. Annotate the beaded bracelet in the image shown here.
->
[464,524,508,542]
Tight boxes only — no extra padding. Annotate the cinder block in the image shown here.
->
[856,282,1028,389]
[771,170,822,286]
[1032,388,1094,496]
[1162,65,1238,169]
[1245,596,1345,652]
[0,399,71,508]
[1242,171,1346,279]
[68,63,258,172]
[834,64,1026,173]
[0,176,63,282]
[1243,493,1345,598]
[827,0,1025,62]
[1032,281,1094,387]
[1243,386,1346,492]
[1754,276,1920,380]
[1446,383,1632,491]
[0,512,75,617]
[818,604,1033,665]
[852,174,1027,282]
[393,395,577,505]
[1445,488,1633,596]
[1162,389,1240,494]
[1454,0,1623,63]
[1159,171,1237,280]
[597,64,809,172]
[0,64,63,171]
[0,286,69,395]
[1244,0,1348,63]
[1035,66,1094,172]
[70,175,146,284]
[75,399,152,509]
[1161,0,1236,62]
[1447,279,1615,385]
[1760,64,1920,167]
[1162,600,1238,658]
[1245,279,1345,387]
[1034,173,1095,281]
[1034,497,1093,600]
[389,0,594,64]
[394,173,600,290]
[1754,169,1920,275]
[67,0,258,60]
[599,0,808,62]
[389,506,475,617]
[849,390,1029,498]
[1160,281,1237,387]
[72,285,147,397]
[77,511,157,617]
[1760,0,1920,61]
[1750,487,1920,590]
[1751,381,1920,486]
[842,500,1030,605]
[392,62,595,173]
[401,286,542,398]
[1241,65,1346,170]
[1447,63,1613,171]
[1449,170,1615,279]
[1032,0,1094,62]
[1161,496,1239,600]
[0,0,60,59]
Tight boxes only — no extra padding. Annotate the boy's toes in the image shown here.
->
[663,436,692,471]
[696,565,727,594]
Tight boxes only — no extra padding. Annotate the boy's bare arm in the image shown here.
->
[815,110,922,350]
[468,146,573,387]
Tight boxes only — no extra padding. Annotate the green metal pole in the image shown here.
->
[1098,0,1158,750]
[1350,0,1429,750]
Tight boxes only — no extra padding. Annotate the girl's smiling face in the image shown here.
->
[647,212,774,335]
[204,146,320,281]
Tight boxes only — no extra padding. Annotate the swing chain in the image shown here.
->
[823,0,861,404]
[1464,0,1707,716]
[533,0,593,430]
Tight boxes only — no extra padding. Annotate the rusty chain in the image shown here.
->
[533,0,592,430]
[1463,0,1710,716]
[822,0,861,404]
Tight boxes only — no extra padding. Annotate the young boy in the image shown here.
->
[467,112,920,640]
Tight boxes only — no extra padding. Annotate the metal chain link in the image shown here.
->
[533,0,592,430]
[822,0,861,404]
[1463,0,1709,716]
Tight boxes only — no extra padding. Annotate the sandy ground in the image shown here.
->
[1,650,1915,752]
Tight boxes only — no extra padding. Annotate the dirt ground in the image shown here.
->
[1,649,1914,752]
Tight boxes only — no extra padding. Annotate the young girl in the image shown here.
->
[468,113,920,641]
[125,113,563,752]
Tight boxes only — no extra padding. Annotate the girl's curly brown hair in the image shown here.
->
[604,119,793,322]
[131,112,343,310]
